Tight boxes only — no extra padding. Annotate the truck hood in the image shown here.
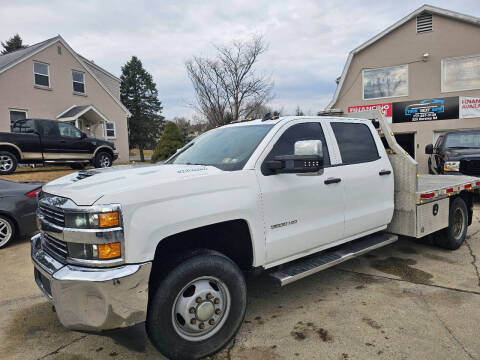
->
[445,148,480,159]
[42,164,223,206]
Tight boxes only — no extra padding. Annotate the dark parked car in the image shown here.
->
[0,118,118,175]
[426,130,480,176]
[0,179,42,248]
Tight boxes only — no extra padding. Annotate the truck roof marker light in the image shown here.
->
[420,192,435,199]
[416,174,419,178]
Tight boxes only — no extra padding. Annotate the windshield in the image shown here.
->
[167,124,274,171]
[445,133,480,148]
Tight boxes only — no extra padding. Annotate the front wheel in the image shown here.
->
[0,215,15,248]
[94,151,112,168]
[146,250,246,360]
[433,197,468,250]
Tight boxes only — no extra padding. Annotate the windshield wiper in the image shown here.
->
[448,146,473,149]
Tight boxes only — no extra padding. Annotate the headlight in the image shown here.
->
[68,242,121,260]
[444,161,460,172]
[65,211,120,229]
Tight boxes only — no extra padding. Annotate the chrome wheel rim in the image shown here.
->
[0,155,13,172]
[172,276,231,341]
[452,208,465,240]
[0,218,13,247]
[99,155,111,168]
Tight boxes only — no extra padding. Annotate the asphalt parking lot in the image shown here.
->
[1,208,480,360]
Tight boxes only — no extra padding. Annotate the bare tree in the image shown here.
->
[186,35,273,128]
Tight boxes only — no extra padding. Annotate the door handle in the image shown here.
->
[324,177,341,185]
[379,170,391,176]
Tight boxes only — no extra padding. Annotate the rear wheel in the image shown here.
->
[94,151,112,168]
[0,215,15,248]
[433,197,468,250]
[0,151,17,175]
[146,250,246,360]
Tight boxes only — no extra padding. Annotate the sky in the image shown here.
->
[1,0,479,120]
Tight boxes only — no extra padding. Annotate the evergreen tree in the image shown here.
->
[120,56,164,161]
[152,122,184,163]
[1,34,26,54]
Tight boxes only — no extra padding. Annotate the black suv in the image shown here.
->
[0,119,118,174]
[426,130,480,176]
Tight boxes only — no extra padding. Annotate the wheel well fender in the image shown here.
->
[0,143,22,161]
[149,219,254,286]
[93,146,114,158]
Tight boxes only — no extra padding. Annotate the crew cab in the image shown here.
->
[426,130,480,176]
[31,112,479,360]
[0,118,118,174]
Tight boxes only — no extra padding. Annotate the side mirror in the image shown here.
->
[425,144,433,154]
[266,140,324,174]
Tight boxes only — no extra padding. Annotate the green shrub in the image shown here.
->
[152,122,184,163]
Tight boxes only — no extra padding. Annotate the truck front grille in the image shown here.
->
[39,205,65,227]
[460,159,480,176]
[42,233,68,264]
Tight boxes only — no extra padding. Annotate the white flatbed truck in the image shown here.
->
[32,110,479,359]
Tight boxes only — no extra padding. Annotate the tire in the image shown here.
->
[70,163,86,170]
[146,250,247,360]
[0,215,15,249]
[94,151,112,168]
[433,197,468,250]
[0,151,18,175]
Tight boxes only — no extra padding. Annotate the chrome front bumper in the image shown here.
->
[31,233,152,331]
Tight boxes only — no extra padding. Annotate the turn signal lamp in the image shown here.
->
[98,243,121,259]
[99,212,120,228]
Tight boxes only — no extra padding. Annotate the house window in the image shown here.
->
[9,109,27,129]
[105,122,116,138]
[33,61,50,87]
[441,55,480,92]
[72,70,85,93]
[362,64,408,100]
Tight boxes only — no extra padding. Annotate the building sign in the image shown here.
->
[348,103,392,117]
[460,97,480,119]
[392,97,459,123]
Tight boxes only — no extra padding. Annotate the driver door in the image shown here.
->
[256,121,345,265]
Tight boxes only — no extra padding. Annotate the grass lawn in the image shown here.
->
[0,162,138,183]
[129,148,153,157]
[0,166,89,183]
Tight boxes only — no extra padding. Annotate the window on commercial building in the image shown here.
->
[105,122,116,138]
[9,109,27,128]
[331,122,379,165]
[362,65,408,100]
[33,61,50,87]
[441,55,480,92]
[72,70,85,93]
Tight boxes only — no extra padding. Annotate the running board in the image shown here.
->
[269,233,398,286]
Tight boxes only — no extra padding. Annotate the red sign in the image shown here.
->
[348,103,392,117]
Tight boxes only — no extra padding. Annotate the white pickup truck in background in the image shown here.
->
[31,111,479,360]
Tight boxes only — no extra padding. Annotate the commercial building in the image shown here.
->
[327,5,480,173]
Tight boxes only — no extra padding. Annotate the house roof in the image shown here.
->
[326,4,480,109]
[0,36,58,73]
[57,104,109,123]
[0,35,130,116]
[57,105,90,119]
